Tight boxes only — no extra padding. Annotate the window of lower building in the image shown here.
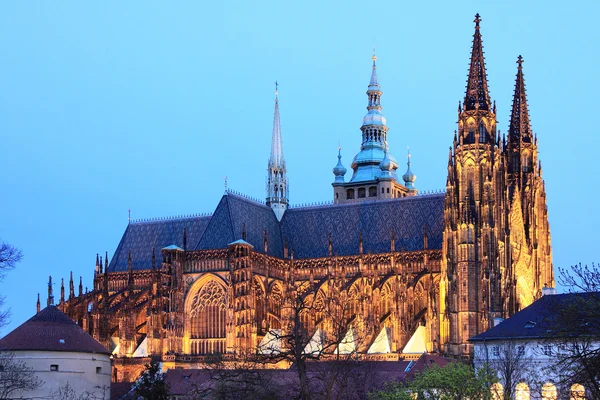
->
[492,346,499,357]
[369,187,377,197]
[50,364,59,371]
[96,367,102,374]
[543,344,553,356]
[347,189,355,199]
[358,188,366,198]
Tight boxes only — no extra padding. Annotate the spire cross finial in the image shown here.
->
[275,80,278,96]
[128,209,131,223]
[372,46,377,63]
[474,13,481,28]
[224,176,228,191]
[517,55,524,67]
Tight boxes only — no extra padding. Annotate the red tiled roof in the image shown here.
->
[0,306,110,355]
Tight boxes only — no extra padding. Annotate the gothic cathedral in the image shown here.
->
[47,15,553,380]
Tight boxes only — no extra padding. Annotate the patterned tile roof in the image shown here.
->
[281,194,444,259]
[0,306,109,354]
[108,215,211,272]
[195,193,283,258]
[108,193,444,271]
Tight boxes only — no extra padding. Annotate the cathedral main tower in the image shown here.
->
[441,15,553,356]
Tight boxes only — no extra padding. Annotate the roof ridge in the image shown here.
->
[226,189,267,206]
[289,190,446,211]
[130,212,212,224]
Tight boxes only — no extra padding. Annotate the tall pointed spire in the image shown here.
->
[508,55,532,145]
[269,81,284,169]
[266,81,289,221]
[464,13,491,111]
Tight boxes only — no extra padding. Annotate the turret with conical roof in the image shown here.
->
[266,82,288,221]
[332,147,347,182]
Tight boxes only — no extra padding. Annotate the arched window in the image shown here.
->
[570,383,585,399]
[369,186,377,197]
[347,189,355,199]
[189,281,226,343]
[516,382,530,400]
[479,123,487,143]
[358,188,366,198]
[490,382,504,400]
[254,278,266,334]
[268,285,283,330]
[541,383,558,400]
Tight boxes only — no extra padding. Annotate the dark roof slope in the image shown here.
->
[195,193,283,258]
[0,306,110,354]
[281,194,444,259]
[469,292,600,341]
[108,215,211,272]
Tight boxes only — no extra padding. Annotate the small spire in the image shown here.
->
[402,147,417,189]
[152,247,156,270]
[128,209,131,224]
[105,251,109,274]
[60,278,65,303]
[183,227,188,251]
[369,50,379,88]
[79,276,83,296]
[332,147,347,182]
[47,276,54,306]
[36,293,40,313]
[508,55,533,145]
[69,271,75,299]
[95,253,100,275]
[464,13,492,112]
[379,146,393,177]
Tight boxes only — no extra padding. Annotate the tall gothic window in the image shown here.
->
[189,281,226,340]
[479,123,487,143]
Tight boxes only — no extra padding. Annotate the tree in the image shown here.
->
[0,240,23,330]
[133,360,169,400]
[553,263,600,398]
[370,362,497,400]
[0,352,43,400]
[258,277,371,400]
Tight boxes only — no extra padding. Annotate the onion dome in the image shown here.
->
[333,147,347,182]
[379,148,393,178]
[402,149,416,189]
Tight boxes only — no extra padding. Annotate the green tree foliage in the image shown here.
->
[370,362,497,400]
[134,361,169,400]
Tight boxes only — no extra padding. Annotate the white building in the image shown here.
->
[469,292,597,400]
[0,306,111,399]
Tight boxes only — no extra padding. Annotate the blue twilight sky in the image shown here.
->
[0,1,598,335]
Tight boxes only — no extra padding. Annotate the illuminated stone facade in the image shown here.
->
[52,14,553,380]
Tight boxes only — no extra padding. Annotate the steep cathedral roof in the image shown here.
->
[282,194,444,258]
[108,192,444,270]
[108,215,211,272]
[196,192,284,258]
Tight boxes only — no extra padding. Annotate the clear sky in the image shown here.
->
[1,1,598,335]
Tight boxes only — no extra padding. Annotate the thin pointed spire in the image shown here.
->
[464,13,492,111]
[266,81,289,221]
[402,147,417,190]
[369,52,379,88]
[269,81,285,169]
[69,271,74,299]
[36,293,40,313]
[79,276,83,296]
[508,55,532,144]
